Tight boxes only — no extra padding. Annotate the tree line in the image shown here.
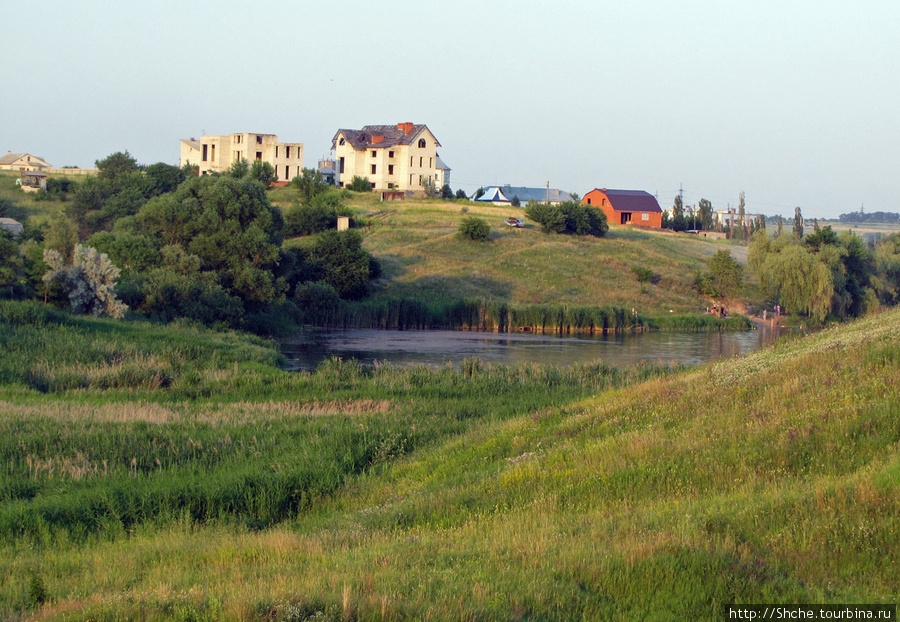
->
[0,152,380,334]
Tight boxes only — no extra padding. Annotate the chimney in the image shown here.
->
[371,135,384,144]
[397,122,414,135]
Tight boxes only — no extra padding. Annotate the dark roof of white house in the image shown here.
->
[332,124,440,150]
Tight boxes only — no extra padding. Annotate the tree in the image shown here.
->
[706,250,744,299]
[96,151,139,181]
[511,195,521,207]
[440,184,454,200]
[144,162,186,196]
[347,176,372,192]
[697,198,714,231]
[292,168,329,205]
[737,192,747,241]
[228,158,250,179]
[0,231,23,298]
[136,174,285,304]
[474,188,485,200]
[670,194,686,231]
[301,230,378,299]
[249,160,277,186]
[44,214,79,261]
[458,217,490,241]
[793,206,804,238]
[455,189,468,200]
[43,244,127,318]
[422,177,440,199]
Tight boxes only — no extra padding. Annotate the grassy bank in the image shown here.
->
[1,302,897,619]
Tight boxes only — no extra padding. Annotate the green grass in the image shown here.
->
[311,196,752,317]
[0,301,897,620]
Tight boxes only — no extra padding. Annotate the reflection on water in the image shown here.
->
[281,327,779,371]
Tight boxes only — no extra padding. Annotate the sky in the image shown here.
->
[2,0,898,220]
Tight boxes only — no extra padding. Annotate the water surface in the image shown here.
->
[281,328,777,371]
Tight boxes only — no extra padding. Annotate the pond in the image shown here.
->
[281,327,780,371]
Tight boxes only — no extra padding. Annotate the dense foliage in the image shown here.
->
[748,225,883,322]
[694,250,744,300]
[347,175,372,192]
[0,154,380,333]
[458,216,490,241]
[524,200,608,237]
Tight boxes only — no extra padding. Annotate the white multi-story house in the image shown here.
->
[331,123,446,192]
[180,133,304,181]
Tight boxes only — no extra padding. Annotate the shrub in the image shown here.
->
[525,201,607,237]
[458,217,491,241]
[284,193,351,237]
[43,244,127,318]
[347,176,373,192]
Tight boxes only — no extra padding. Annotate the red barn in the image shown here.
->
[582,188,663,228]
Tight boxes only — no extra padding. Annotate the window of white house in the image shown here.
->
[285,146,290,158]
[388,151,394,158]
[418,139,426,148]
[642,213,649,221]
[256,135,262,144]
[419,157,423,167]
[388,164,394,175]
[256,152,262,160]
[275,146,279,158]
[371,164,376,174]
[371,150,377,157]
[339,138,345,146]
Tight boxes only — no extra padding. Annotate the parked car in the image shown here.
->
[505,217,524,228]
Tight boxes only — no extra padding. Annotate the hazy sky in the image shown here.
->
[3,0,898,219]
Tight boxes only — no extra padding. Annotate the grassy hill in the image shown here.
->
[277,188,740,315]
[0,300,897,620]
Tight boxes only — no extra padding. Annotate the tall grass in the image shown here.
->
[304,296,747,332]
[0,300,679,548]
[4,301,896,620]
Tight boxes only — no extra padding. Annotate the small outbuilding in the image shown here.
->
[0,218,24,237]
[582,188,663,227]
[19,170,48,193]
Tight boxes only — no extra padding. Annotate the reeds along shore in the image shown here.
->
[306,297,751,332]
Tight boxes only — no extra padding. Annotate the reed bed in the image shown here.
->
[305,296,747,333]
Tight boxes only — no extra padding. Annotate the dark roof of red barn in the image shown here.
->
[589,189,662,213]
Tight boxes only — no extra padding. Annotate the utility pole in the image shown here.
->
[546,181,550,204]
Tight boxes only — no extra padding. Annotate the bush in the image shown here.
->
[284,193,351,237]
[347,176,372,192]
[525,201,608,237]
[458,217,491,241]
[302,230,378,299]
